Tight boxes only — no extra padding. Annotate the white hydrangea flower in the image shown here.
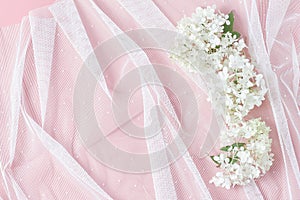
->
[212,118,273,189]
[171,5,273,189]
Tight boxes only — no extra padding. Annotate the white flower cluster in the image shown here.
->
[171,5,273,189]
[211,118,273,189]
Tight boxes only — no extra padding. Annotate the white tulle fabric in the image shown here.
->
[0,0,299,199]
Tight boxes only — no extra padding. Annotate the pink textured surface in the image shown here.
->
[0,0,55,26]
[0,0,300,199]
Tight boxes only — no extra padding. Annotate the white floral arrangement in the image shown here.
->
[171,5,274,189]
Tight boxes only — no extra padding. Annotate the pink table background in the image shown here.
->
[0,0,299,199]
[0,0,55,27]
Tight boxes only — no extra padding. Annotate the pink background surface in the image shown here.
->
[0,0,55,27]
[0,0,299,199]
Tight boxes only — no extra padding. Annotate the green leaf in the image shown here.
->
[210,156,220,165]
[225,157,239,164]
[223,11,234,33]
[232,31,241,39]
[232,143,245,148]
[220,143,245,152]
[223,12,241,39]
[220,146,231,152]
[231,156,239,164]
